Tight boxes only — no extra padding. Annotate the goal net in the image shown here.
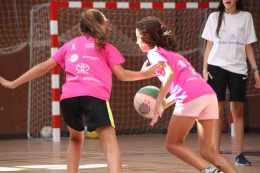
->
[24,1,259,138]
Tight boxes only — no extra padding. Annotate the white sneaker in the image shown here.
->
[202,166,224,173]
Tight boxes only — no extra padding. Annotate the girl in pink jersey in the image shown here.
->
[0,9,160,173]
[136,16,238,173]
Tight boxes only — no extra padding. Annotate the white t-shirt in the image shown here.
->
[202,11,257,75]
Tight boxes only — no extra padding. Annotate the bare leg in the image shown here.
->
[197,120,239,173]
[231,101,244,155]
[166,115,209,171]
[67,126,84,173]
[214,101,225,153]
[96,126,122,173]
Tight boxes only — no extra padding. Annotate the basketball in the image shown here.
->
[87,130,99,139]
[134,86,166,119]
[40,126,52,138]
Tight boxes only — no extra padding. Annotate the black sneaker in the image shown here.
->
[235,153,251,166]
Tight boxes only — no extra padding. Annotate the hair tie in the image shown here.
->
[161,25,164,29]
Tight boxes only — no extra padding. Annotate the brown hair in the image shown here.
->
[80,9,108,48]
[215,0,245,38]
[136,16,178,52]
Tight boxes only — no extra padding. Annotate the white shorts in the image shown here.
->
[173,94,219,120]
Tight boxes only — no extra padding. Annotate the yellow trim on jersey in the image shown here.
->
[106,102,115,128]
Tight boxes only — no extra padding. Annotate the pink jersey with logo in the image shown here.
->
[52,35,125,101]
[148,47,215,104]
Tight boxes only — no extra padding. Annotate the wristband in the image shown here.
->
[252,67,258,73]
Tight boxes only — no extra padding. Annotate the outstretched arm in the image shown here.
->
[0,58,57,89]
[112,61,160,81]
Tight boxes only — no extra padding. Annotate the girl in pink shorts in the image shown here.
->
[136,16,238,173]
[174,94,218,120]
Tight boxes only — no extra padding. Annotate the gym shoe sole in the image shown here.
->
[235,161,251,166]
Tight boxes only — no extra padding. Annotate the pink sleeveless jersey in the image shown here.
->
[147,47,215,104]
[51,36,125,101]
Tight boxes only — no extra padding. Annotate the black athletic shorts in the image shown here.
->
[207,64,247,102]
[60,96,115,132]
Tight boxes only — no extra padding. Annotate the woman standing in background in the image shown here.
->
[202,0,260,166]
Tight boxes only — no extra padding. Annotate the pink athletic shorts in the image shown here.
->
[173,94,219,120]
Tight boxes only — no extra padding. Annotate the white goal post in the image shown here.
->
[49,1,218,142]
[28,1,260,142]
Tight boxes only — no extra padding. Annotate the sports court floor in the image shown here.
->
[0,133,259,172]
